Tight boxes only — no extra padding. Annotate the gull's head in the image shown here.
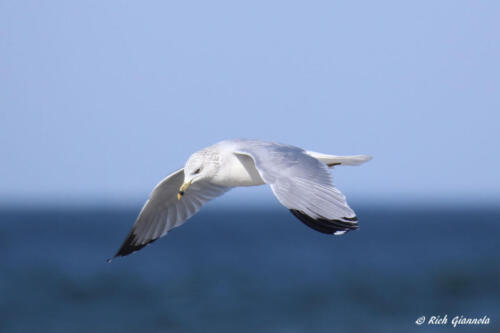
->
[178,149,220,200]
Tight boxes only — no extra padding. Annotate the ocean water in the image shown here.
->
[0,205,499,332]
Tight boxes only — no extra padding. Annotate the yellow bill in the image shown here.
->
[177,180,192,200]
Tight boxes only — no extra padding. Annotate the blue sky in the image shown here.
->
[1,1,499,206]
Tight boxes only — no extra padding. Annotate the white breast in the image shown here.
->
[210,152,265,187]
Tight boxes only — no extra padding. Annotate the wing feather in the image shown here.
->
[234,143,359,235]
[113,168,229,258]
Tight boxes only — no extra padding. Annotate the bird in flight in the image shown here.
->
[110,139,371,260]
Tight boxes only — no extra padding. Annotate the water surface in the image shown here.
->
[1,205,498,332]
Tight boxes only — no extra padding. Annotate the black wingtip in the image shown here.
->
[113,228,157,258]
[290,209,359,235]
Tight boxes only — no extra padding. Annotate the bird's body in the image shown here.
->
[206,140,266,187]
[111,139,371,259]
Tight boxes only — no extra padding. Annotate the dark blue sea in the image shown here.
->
[1,204,499,332]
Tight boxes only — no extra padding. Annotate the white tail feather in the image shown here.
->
[306,151,372,167]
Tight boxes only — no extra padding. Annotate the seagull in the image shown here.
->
[111,139,371,260]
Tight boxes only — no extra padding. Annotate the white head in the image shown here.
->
[177,149,220,199]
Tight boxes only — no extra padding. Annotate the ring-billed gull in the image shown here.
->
[111,139,371,259]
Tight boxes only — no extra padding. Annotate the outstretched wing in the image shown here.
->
[113,168,229,258]
[234,143,359,235]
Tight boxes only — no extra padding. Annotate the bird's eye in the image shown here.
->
[193,168,201,175]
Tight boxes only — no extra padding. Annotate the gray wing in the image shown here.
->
[113,168,229,258]
[234,142,358,235]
